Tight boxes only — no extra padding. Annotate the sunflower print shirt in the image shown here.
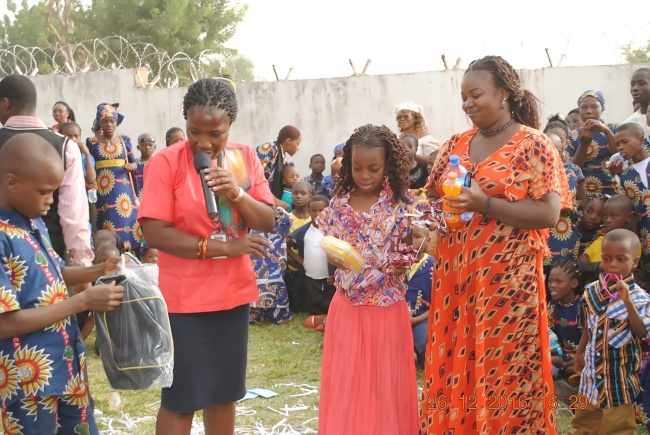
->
[0,209,87,404]
[546,160,584,265]
[618,159,650,277]
[567,123,618,198]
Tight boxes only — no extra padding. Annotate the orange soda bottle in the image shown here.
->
[442,171,463,229]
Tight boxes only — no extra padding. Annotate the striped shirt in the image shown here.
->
[579,277,650,408]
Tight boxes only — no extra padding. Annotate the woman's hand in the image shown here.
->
[584,119,608,134]
[577,253,590,263]
[578,126,594,146]
[123,162,137,172]
[204,167,240,200]
[227,234,273,258]
[445,183,487,213]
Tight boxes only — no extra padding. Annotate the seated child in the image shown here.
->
[281,163,301,212]
[285,181,313,313]
[77,244,121,338]
[549,328,564,380]
[571,229,650,434]
[142,247,159,264]
[427,151,438,174]
[249,207,292,324]
[0,135,123,434]
[400,134,429,190]
[577,196,606,257]
[544,115,587,209]
[323,158,342,199]
[93,229,124,252]
[579,194,637,283]
[545,130,584,270]
[333,142,345,159]
[548,259,583,378]
[304,153,328,196]
[405,224,434,369]
[288,195,334,327]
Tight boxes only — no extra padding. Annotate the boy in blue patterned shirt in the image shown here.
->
[0,134,123,434]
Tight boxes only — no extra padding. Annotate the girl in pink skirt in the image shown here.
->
[315,124,419,435]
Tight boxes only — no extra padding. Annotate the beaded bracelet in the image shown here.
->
[198,237,208,260]
[484,197,492,218]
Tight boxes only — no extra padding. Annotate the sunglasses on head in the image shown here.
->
[139,137,155,144]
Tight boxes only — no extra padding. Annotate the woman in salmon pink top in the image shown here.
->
[138,77,275,435]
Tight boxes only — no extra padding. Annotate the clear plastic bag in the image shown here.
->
[94,261,174,390]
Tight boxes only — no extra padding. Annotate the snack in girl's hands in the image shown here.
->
[321,235,365,273]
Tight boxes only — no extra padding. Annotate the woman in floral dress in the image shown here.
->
[87,104,141,252]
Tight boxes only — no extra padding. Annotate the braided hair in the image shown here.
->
[53,101,76,122]
[551,258,583,295]
[182,78,238,123]
[335,124,411,203]
[466,56,540,129]
[165,127,184,146]
[543,113,569,138]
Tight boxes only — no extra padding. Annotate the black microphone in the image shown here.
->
[194,152,218,218]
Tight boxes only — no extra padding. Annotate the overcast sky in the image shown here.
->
[230,0,650,80]
[2,0,650,80]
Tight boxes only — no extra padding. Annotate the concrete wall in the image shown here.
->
[24,64,650,175]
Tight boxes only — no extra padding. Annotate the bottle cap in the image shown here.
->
[447,171,458,181]
[449,155,460,166]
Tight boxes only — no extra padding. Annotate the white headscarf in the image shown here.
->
[393,101,428,129]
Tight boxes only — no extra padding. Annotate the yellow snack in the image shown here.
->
[321,236,365,273]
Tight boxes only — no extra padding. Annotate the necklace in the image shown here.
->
[558,295,578,308]
[479,118,514,136]
[101,131,117,144]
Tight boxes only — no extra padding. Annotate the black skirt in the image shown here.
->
[161,304,249,412]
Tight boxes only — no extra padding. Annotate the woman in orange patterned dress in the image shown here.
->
[420,56,571,434]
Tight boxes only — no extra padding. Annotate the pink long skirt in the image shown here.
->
[318,291,419,435]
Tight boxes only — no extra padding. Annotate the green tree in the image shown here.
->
[621,41,650,63]
[0,0,254,84]
[222,54,255,82]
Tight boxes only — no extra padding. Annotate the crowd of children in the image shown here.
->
[3,66,650,433]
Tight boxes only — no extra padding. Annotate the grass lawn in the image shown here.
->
[87,313,648,434]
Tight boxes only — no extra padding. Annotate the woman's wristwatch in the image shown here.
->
[230,187,245,203]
